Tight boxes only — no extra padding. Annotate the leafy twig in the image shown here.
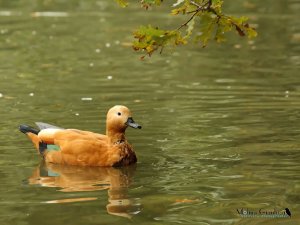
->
[177,10,199,30]
[178,0,215,30]
[126,0,257,58]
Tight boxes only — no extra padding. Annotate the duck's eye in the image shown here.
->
[117,112,121,116]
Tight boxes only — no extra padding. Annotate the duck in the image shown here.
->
[19,105,142,167]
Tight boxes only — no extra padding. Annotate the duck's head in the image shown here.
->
[106,105,141,134]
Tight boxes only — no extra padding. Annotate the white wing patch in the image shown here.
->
[38,128,61,142]
[35,122,64,130]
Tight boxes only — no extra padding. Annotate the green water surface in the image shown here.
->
[0,0,299,224]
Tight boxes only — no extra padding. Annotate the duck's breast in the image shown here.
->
[112,143,137,167]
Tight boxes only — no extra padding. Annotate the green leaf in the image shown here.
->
[143,0,161,5]
[244,24,258,39]
[171,4,188,15]
[226,16,257,38]
[185,16,195,38]
[173,0,185,7]
[196,12,217,47]
[133,25,185,57]
[141,0,162,8]
[115,0,128,8]
[212,0,223,14]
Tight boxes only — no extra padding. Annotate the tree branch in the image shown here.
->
[177,10,198,30]
[178,0,209,30]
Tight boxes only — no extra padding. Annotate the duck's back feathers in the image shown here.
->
[35,122,64,130]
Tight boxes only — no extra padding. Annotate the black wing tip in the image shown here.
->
[285,208,291,217]
[39,142,47,156]
[19,124,39,135]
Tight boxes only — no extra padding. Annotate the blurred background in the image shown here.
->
[0,0,299,224]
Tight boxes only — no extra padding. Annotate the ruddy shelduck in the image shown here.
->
[19,105,142,167]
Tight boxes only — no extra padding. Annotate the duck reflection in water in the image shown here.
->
[28,162,141,218]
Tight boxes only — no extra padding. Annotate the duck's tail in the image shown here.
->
[19,124,47,156]
[19,124,39,135]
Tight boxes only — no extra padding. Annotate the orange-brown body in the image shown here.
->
[43,129,137,166]
[20,105,141,167]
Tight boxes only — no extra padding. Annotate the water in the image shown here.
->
[0,0,299,224]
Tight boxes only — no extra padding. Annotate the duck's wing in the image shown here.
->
[35,122,64,130]
[43,130,116,166]
[35,123,64,150]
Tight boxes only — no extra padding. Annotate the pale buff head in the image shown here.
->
[106,105,141,134]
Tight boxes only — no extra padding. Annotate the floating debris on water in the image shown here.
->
[168,108,175,113]
[157,138,169,143]
[0,11,13,16]
[0,93,3,98]
[234,44,242,49]
[81,97,93,101]
[291,33,300,43]
[29,93,34,96]
[1,29,8,34]
[89,63,94,67]
[75,113,80,116]
[285,90,289,98]
[95,48,101,53]
[31,12,69,17]
[105,43,111,48]
[107,75,112,80]
[115,40,120,45]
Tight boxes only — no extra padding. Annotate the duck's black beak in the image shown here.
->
[126,117,142,129]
